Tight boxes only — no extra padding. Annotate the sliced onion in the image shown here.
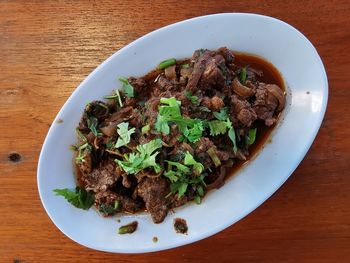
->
[266,84,285,112]
[231,77,255,98]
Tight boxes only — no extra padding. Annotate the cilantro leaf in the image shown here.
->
[116,139,163,174]
[184,151,204,175]
[115,122,135,148]
[213,107,229,121]
[87,116,99,136]
[156,97,205,141]
[185,91,199,105]
[246,128,257,145]
[119,77,134,97]
[208,120,228,136]
[185,121,204,142]
[155,97,182,135]
[165,160,191,174]
[103,89,123,107]
[53,187,95,210]
[164,154,205,199]
[225,118,238,154]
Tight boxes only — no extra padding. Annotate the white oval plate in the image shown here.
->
[38,13,328,253]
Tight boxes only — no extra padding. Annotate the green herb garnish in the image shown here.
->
[185,91,200,105]
[75,142,92,163]
[181,63,190,69]
[213,107,229,121]
[53,187,95,210]
[115,138,163,174]
[155,97,204,142]
[227,124,238,154]
[246,128,257,145]
[103,89,123,107]
[184,151,204,176]
[99,200,120,215]
[207,147,221,167]
[87,116,99,136]
[159,58,176,70]
[164,153,206,199]
[75,128,87,142]
[119,77,134,97]
[240,67,247,84]
[115,122,135,148]
[208,120,229,136]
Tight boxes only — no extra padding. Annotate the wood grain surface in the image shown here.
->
[0,0,349,262]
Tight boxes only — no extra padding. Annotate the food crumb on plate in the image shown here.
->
[174,218,188,234]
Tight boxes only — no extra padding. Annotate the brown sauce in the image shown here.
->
[228,52,285,177]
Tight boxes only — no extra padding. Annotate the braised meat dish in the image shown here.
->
[54,47,285,224]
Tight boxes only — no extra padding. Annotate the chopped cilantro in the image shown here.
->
[213,107,229,121]
[115,138,163,174]
[185,91,199,105]
[184,151,204,175]
[119,77,134,97]
[221,117,237,153]
[87,116,99,136]
[115,122,135,148]
[155,97,204,142]
[208,120,228,136]
[164,154,206,199]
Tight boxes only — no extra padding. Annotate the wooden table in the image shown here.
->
[1,1,349,262]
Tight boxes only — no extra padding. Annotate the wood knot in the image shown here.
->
[8,152,21,163]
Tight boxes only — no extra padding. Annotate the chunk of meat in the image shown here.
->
[82,161,121,192]
[164,65,176,80]
[108,106,133,123]
[231,95,257,127]
[138,177,170,223]
[128,77,147,96]
[201,96,225,111]
[95,190,143,214]
[231,77,255,98]
[186,50,212,92]
[217,47,235,63]
[199,58,225,90]
[143,97,160,126]
[253,83,285,126]
[157,75,174,91]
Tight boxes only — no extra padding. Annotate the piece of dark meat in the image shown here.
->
[230,95,257,127]
[186,50,212,92]
[253,83,285,126]
[199,56,225,91]
[217,47,235,64]
[81,160,121,192]
[108,106,133,123]
[143,97,160,127]
[137,177,170,223]
[201,96,225,111]
[95,190,143,214]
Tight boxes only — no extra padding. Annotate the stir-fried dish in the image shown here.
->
[54,47,286,224]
